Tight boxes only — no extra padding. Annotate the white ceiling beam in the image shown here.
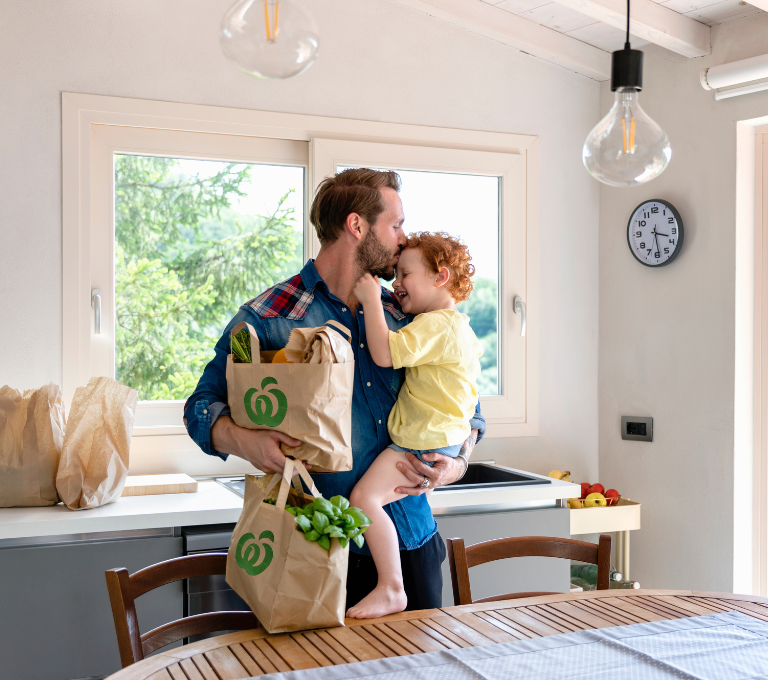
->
[745,0,768,10]
[394,0,611,81]
[551,0,710,58]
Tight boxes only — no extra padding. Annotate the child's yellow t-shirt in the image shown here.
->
[387,309,482,450]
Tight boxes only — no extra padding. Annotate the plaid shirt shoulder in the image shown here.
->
[381,288,406,321]
[245,274,314,320]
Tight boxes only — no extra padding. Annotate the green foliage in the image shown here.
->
[114,155,302,400]
[458,277,498,394]
[282,494,371,551]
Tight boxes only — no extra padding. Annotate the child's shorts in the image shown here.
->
[389,442,463,467]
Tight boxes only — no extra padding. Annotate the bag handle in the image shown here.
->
[229,321,261,358]
[276,458,321,510]
[324,320,352,343]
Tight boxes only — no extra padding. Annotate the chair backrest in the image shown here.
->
[446,534,612,606]
[106,553,259,668]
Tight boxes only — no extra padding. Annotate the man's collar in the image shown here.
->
[299,259,323,292]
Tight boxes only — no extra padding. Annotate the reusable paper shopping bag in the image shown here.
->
[56,377,138,510]
[226,458,348,633]
[226,321,354,473]
[0,383,66,507]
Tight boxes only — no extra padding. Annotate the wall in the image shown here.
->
[0,0,599,478]
[598,14,768,592]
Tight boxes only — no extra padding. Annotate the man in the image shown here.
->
[184,168,485,611]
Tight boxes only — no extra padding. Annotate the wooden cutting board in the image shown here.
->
[121,473,198,497]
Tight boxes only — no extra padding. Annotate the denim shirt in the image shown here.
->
[184,260,486,554]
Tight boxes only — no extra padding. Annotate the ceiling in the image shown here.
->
[485,0,763,52]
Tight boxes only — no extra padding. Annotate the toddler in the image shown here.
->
[348,232,482,619]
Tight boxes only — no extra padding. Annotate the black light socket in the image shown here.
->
[611,47,643,91]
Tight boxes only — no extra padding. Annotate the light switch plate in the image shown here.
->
[621,416,653,442]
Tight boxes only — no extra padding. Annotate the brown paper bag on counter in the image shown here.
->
[226,458,348,633]
[0,383,66,507]
[227,321,354,473]
[56,377,138,510]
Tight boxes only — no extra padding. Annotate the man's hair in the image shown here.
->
[310,168,401,245]
[405,232,475,303]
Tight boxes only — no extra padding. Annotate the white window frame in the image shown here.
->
[63,93,538,474]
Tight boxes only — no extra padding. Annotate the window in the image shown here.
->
[318,138,535,428]
[64,94,537,473]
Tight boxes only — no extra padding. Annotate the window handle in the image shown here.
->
[513,296,526,337]
[91,288,101,334]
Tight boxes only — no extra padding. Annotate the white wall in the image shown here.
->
[598,14,768,592]
[0,0,599,478]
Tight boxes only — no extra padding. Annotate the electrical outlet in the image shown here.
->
[621,416,653,442]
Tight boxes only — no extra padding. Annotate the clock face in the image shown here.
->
[627,200,684,267]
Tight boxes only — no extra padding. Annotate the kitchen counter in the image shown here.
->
[0,467,580,542]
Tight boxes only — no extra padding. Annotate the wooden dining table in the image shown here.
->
[107,589,768,680]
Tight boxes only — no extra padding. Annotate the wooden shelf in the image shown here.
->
[570,498,641,535]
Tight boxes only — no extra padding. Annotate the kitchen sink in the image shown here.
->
[433,463,550,492]
[217,463,549,498]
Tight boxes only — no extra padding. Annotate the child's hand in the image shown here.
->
[353,273,381,307]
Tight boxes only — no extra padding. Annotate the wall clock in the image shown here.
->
[627,199,684,267]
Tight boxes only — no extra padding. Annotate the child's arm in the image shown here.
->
[353,274,393,367]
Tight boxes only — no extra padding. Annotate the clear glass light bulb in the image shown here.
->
[220,0,319,80]
[582,87,671,187]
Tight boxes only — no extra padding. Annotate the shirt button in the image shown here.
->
[342,307,347,312]
[360,343,364,348]
[203,409,208,415]
[367,382,371,387]
[378,420,382,424]
[359,309,364,314]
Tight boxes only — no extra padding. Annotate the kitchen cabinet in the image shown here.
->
[0,530,183,680]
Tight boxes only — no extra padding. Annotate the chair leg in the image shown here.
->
[596,534,612,591]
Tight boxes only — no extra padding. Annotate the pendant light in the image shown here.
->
[220,0,320,80]
[582,0,671,187]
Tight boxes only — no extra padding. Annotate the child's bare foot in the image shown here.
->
[346,585,407,619]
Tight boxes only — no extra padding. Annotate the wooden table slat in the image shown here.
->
[107,591,768,680]
[290,633,335,667]
[229,643,265,676]
[386,620,449,653]
[240,640,279,674]
[266,635,319,670]
[418,617,475,648]
[494,607,567,637]
[203,648,248,680]
[351,626,399,657]
[166,665,186,680]
[327,626,386,661]
[452,613,518,644]
[253,639,292,673]
[179,658,205,680]
[372,623,423,655]
[189,655,219,680]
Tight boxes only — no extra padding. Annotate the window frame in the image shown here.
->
[63,93,538,473]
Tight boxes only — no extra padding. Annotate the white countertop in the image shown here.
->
[0,468,580,541]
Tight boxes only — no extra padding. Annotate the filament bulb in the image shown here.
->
[220,0,319,80]
[583,88,671,187]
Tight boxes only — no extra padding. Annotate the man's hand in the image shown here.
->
[394,430,478,496]
[211,416,304,474]
[353,273,382,308]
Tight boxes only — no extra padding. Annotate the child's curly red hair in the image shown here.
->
[405,231,475,303]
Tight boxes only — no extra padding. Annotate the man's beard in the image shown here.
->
[354,227,397,281]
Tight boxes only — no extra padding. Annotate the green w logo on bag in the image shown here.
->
[244,377,287,428]
[235,530,275,576]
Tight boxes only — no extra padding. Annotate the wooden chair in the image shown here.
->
[447,534,612,605]
[106,553,259,668]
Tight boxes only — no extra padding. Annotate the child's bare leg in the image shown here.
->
[347,448,422,619]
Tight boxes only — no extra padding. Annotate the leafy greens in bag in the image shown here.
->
[266,494,371,551]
